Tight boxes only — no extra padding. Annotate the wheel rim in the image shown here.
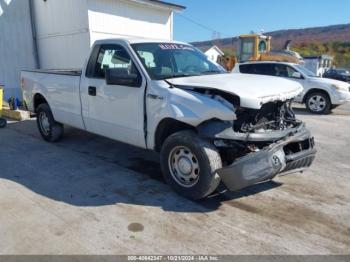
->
[308,95,327,112]
[39,111,50,136]
[168,146,200,188]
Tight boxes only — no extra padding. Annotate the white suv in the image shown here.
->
[233,61,350,114]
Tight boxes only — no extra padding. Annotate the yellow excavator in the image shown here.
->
[221,34,303,71]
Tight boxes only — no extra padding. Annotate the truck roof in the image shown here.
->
[93,38,189,46]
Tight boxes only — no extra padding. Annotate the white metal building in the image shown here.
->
[0,0,37,99]
[204,45,224,63]
[303,55,333,77]
[0,0,184,100]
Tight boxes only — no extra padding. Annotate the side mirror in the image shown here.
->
[105,68,141,87]
[291,72,302,79]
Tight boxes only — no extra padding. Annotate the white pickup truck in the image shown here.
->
[21,38,316,200]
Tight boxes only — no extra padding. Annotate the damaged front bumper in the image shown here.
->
[216,126,316,191]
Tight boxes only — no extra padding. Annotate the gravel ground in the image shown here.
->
[0,104,349,255]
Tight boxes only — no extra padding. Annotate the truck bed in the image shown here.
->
[22,69,82,76]
[21,69,85,130]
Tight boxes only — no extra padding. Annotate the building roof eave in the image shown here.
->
[129,0,186,12]
[206,45,224,56]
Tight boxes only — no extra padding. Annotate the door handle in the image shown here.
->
[147,94,164,100]
[88,86,96,96]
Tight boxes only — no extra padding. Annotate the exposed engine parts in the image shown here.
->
[233,100,300,133]
[196,97,308,166]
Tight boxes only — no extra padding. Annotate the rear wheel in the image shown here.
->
[36,103,64,142]
[305,92,331,114]
[160,130,222,200]
[0,118,7,128]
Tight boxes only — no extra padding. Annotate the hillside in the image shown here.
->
[192,23,350,51]
[192,23,350,67]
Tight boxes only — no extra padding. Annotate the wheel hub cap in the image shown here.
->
[178,157,192,175]
[39,112,50,135]
[168,146,200,188]
[309,95,326,112]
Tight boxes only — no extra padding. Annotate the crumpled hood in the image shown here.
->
[309,77,350,91]
[167,73,303,109]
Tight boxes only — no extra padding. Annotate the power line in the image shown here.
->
[175,13,231,39]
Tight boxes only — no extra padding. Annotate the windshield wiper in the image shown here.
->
[159,73,200,80]
[201,70,225,75]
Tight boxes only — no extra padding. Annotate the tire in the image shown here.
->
[36,103,64,142]
[305,92,331,114]
[0,118,7,128]
[160,130,222,200]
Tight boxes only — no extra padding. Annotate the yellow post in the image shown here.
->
[0,84,3,117]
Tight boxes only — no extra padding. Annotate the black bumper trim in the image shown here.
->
[217,127,316,191]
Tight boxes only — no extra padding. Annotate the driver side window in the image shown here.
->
[93,45,138,79]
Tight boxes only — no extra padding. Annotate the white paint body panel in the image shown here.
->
[234,61,350,106]
[22,71,85,129]
[22,39,304,150]
[167,74,303,109]
[301,77,350,105]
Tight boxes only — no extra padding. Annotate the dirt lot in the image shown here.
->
[0,105,349,255]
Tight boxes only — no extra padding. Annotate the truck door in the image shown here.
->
[81,44,146,148]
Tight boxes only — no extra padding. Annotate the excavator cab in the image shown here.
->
[221,33,303,72]
[237,34,271,62]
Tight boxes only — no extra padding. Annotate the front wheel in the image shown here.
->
[160,130,222,200]
[36,103,64,142]
[305,92,331,114]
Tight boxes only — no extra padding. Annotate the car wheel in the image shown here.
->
[36,103,64,142]
[0,118,7,128]
[305,92,331,114]
[160,130,222,200]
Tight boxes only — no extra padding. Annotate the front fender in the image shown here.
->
[166,88,236,125]
[147,86,236,149]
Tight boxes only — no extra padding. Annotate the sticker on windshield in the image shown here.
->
[159,44,194,51]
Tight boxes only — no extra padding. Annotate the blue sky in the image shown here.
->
[170,0,350,42]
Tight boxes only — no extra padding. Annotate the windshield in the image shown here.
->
[131,43,226,80]
[336,69,350,74]
[295,65,316,77]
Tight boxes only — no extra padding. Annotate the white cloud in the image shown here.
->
[4,0,12,5]
[0,4,3,17]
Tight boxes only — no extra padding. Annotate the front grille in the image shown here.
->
[281,137,316,174]
[283,138,314,155]
[283,153,316,173]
